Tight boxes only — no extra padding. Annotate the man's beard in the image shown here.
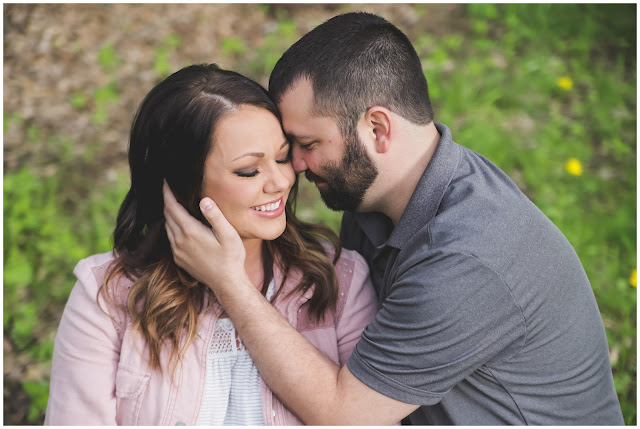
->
[305,131,378,212]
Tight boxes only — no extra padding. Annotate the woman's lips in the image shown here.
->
[249,197,285,218]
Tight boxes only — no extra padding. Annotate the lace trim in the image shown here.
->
[210,280,274,355]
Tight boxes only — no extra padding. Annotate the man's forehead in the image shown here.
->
[284,76,313,95]
[279,77,314,107]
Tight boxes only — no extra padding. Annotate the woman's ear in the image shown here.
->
[365,106,392,154]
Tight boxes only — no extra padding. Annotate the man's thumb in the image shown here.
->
[200,197,236,240]
[200,197,216,214]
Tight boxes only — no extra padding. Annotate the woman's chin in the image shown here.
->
[239,219,287,242]
[261,223,287,241]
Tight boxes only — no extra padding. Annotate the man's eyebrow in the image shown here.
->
[285,133,314,143]
[232,141,289,161]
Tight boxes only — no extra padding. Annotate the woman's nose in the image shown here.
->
[291,144,308,174]
[264,164,293,194]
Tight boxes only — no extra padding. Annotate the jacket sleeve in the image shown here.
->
[334,250,379,366]
[44,256,121,425]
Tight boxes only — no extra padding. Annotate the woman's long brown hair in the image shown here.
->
[98,64,341,375]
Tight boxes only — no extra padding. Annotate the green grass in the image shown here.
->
[3,4,635,424]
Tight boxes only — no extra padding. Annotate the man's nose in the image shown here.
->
[291,144,308,174]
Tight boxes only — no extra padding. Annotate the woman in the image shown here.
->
[44,64,377,425]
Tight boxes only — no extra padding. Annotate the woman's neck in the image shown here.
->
[242,238,265,291]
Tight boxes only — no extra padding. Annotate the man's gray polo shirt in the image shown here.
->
[341,123,623,424]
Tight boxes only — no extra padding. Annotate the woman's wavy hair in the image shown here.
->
[99,64,341,374]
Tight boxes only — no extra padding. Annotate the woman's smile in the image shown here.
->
[251,197,282,212]
[250,197,285,218]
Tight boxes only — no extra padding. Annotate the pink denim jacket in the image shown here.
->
[45,248,378,425]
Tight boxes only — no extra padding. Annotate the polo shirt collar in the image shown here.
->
[386,122,460,249]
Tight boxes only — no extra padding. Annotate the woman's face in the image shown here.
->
[202,105,295,243]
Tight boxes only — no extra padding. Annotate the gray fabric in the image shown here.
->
[342,123,623,425]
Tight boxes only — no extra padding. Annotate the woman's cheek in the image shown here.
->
[286,165,296,187]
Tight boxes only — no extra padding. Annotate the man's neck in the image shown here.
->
[373,122,440,225]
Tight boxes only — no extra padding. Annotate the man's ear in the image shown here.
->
[365,106,392,154]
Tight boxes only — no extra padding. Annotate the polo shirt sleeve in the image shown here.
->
[346,250,526,406]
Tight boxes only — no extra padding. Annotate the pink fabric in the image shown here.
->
[45,248,378,425]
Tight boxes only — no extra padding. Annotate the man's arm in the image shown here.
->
[163,182,419,425]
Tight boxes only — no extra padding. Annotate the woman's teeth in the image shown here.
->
[251,199,281,212]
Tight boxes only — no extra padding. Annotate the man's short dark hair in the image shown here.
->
[269,12,434,135]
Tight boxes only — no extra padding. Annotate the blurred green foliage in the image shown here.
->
[154,34,182,79]
[98,43,120,71]
[3,4,636,424]
[4,144,129,422]
[91,82,119,124]
[70,92,88,109]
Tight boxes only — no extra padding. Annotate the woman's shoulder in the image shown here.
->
[73,251,116,285]
[322,242,370,286]
[74,251,134,306]
[321,243,377,332]
[74,251,115,274]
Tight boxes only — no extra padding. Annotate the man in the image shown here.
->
[163,12,623,425]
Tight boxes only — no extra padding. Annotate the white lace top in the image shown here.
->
[196,280,275,426]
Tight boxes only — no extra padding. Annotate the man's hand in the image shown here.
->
[162,180,247,288]
[163,181,417,424]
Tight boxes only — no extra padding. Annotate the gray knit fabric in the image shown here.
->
[342,123,623,425]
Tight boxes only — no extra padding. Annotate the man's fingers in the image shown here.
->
[165,214,178,246]
[200,197,238,243]
[163,180,219,248]
[163,180,239,248]
[162,180,192,231]
[162,179,177,205]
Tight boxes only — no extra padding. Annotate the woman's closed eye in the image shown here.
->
[234,169,259,178]
[234,154,290,178]
[276,153,291,164]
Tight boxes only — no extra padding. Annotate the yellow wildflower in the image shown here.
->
[556,76,573,91]
[630,269,637,287]
[565,158,583,176]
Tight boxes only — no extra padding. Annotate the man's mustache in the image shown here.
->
[304,170,325,183]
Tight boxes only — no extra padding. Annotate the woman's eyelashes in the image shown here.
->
[235,169,259,178]
[276,153,291,164]
[234,154,290,178]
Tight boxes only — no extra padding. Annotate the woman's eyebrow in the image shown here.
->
[233,152,264,161]
[232,141,289,161]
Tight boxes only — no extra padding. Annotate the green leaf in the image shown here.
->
[70,92,87,109]
[97,44,119,71]
[4,250,34,288]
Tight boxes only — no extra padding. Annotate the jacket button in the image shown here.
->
[175,421,186,425]
[272,409,276,417]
